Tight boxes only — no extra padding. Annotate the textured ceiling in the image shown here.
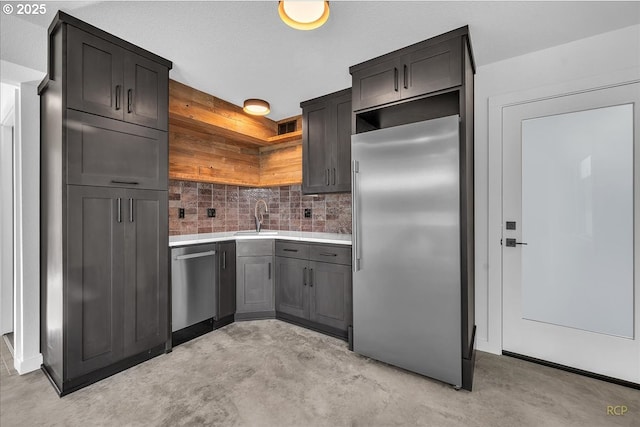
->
[2,1,639,120]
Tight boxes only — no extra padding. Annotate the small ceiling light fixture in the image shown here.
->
[278,1,330,31]
[243,99,271,116]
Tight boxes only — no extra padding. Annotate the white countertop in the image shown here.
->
[169,230,352,247]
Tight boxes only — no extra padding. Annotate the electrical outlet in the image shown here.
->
[178,208,185,219]
[304,208,312,218]
[207,208,216,218]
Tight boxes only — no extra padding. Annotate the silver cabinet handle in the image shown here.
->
[352,160,360,272]
[175,250,216,260]
[268,262,271,280]
[303,267,307,286]
[332,168,336,185]
[129,198,133,222]
[127,88,133,113]
[309,268,314,287]
[222,251,226,269]
[117,198,122,223]
[111,180,139,186]
[403,64,408,89]
[115,85,122,110]
[319,252,337,257]
[394,67,399,92]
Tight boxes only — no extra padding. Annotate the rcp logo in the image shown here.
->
[606,405,628,416]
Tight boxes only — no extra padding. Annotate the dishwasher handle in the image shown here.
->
[175,250,216,260]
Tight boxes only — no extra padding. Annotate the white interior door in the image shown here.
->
[502,82,640,383]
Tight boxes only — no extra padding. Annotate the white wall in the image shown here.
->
[12,81,43,373]
[0,83,16,336]
[474,24,640,354]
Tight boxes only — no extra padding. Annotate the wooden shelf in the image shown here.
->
[168,80,303,187]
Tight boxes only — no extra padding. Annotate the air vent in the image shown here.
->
[278,120,297,135]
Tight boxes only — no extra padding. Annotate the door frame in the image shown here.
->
[485,67,640,355]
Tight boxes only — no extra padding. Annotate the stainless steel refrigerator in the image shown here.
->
[352,115,464,388]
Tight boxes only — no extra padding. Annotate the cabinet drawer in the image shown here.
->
[309,244,351,265]
[275,241,309,259]
[66,110,168,190]
[236,240,274,257]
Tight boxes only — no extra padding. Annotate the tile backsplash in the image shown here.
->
[169,180,352,236]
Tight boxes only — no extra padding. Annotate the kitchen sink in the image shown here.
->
[233,230,279,236]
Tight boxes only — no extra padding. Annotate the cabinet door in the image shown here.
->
[275,257,309,319]
[309,261,352,331]
[236,256,274,313]
[351,57,402,112]
[332,93,352,192]
[124,51,169,131]
[123,189,168,357]
[218,241,237,319]
[66,185,125,378]
[402,38,462,99]
[66,110,168,190]
[302,103,331,194]
[66,25,124,121]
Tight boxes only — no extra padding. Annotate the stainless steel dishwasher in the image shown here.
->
[171,244,217,336]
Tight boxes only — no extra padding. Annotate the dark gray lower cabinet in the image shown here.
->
[66,185,168,380]
[275,242,352,338]
[123,190,168,357]
[236,241,274,318]
[276,257,309,319]
[308,261,352,331]
[217,241,236,320]
[67,186,125,378]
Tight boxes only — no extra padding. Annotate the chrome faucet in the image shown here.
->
[254,199,268,232]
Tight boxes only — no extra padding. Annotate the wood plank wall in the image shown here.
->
[168,80,302,187]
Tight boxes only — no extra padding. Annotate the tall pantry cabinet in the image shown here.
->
[39,12,172,395]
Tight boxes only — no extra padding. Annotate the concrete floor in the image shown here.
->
[1,320,638,426]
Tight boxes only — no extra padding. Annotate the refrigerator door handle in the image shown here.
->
[352,160,361,272]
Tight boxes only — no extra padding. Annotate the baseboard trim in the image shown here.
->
[276,312,348,341]
[46,344,166,397]
[502,351,640,390]
[235,311,276,321]
[15,352,43,374]
[172,318,214,347]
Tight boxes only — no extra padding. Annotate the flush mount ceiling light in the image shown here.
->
[278,1,330,31]
[243,99,271,116]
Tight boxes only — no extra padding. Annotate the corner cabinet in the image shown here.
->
[40,11,172,396]
[275,241,352,339]
[301,88,352,194]
[235,240,275,320]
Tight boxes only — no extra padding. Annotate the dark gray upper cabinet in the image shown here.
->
[67,25,124,121]
[350,30,465,112]
[66,110,168,190]
[301,88,352,194]
[123,51,169,130]
[217,241,237,320]
[274,241,352,337]
[65,21,169,131]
